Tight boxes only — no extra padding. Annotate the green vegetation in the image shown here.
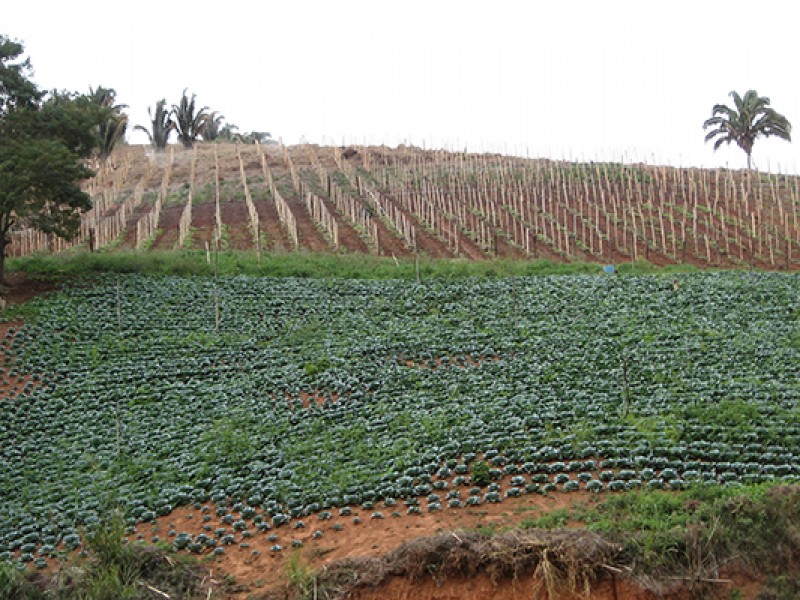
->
[7,250,698,280]
[1,271,799,575]
[285,550,317,598]
[520,508,570,529]
[172,89,209,149]
[0,35,107,281]
[556,484,800,595]
[88,86,128,160]
[134,99,174,149]
[0,510,211,599]
[306,485,800,600]
[704,90,792,170]
[470,461,490,487]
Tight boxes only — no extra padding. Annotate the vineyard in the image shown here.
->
[8,143,800,270]
[1,272,799,574]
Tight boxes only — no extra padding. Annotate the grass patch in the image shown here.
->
[296,484,800,600]
[7,250,700,281]
[137,229,161,251]
[0,510,218,599]
[573,483,800,595]
[285,550,317,598]
[520,508,571,529]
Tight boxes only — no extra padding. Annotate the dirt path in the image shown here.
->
[253,199,290,252]
[190,202,216,250]
[119,202,154,249]
[285,197,332,252]
[319,195,371,254]
[151,205,182,249]
[380,196,454,259]
[222,200,255,251]
[370,212,411,259]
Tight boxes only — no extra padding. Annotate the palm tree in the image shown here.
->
[217,123,240,142]
[239,131,273,144]
[703,90,791,170]
[89,85,128,160]
[134,99,175,149]
[172,89,209,148]
[201,111,225,141]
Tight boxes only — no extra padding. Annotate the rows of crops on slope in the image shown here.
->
[9,144,800,269]
[1,272,799,566]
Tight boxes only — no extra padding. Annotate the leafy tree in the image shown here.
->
[703,90,792,170]
[0,36,38,113]
[134,99,174,149]
[89,85,128,160]
[0,36,104,283]
[172,89,209,148]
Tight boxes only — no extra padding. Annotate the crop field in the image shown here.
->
[9,144,800,270]
[1,271,799,569]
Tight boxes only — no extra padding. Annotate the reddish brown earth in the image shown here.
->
[285,196,334,253]
[190,201,218,249]
[253,199,290,252]
[131,487,762,600]
[152,204,182,249]
[221,198,256,251]
[1,272,60,304]
[349,574,659,600]
[369,212,412,259]
[134,491,589,598]
[319,194,371,254]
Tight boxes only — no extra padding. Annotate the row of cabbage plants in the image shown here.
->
[1,271,798,564]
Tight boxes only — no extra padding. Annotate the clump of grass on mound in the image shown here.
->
[270,529,619,600]
[272,484,800,600]
[569,483,800,598]
[0,511,218,600]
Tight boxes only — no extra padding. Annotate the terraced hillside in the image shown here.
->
[9,143,800,270]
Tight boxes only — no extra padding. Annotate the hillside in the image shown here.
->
[2,273,800,600]
[8,143,800,270]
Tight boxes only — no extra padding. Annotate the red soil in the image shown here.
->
[151,204,182,249]
[190,201,217,250]
[284,196,333,253]
[133,487,762,600]
[1,272,60,304]
[253,199,290,252]
[221,198,256,251]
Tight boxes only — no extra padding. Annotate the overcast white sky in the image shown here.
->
[6,0,799,171]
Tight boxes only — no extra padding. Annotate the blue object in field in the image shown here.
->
[603,265,616,275]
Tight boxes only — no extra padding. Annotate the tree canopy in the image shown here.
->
[703,90,792,170]
[0,35,106,283]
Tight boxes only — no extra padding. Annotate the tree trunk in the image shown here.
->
[0,236,6,287]
[747,152,752,171]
